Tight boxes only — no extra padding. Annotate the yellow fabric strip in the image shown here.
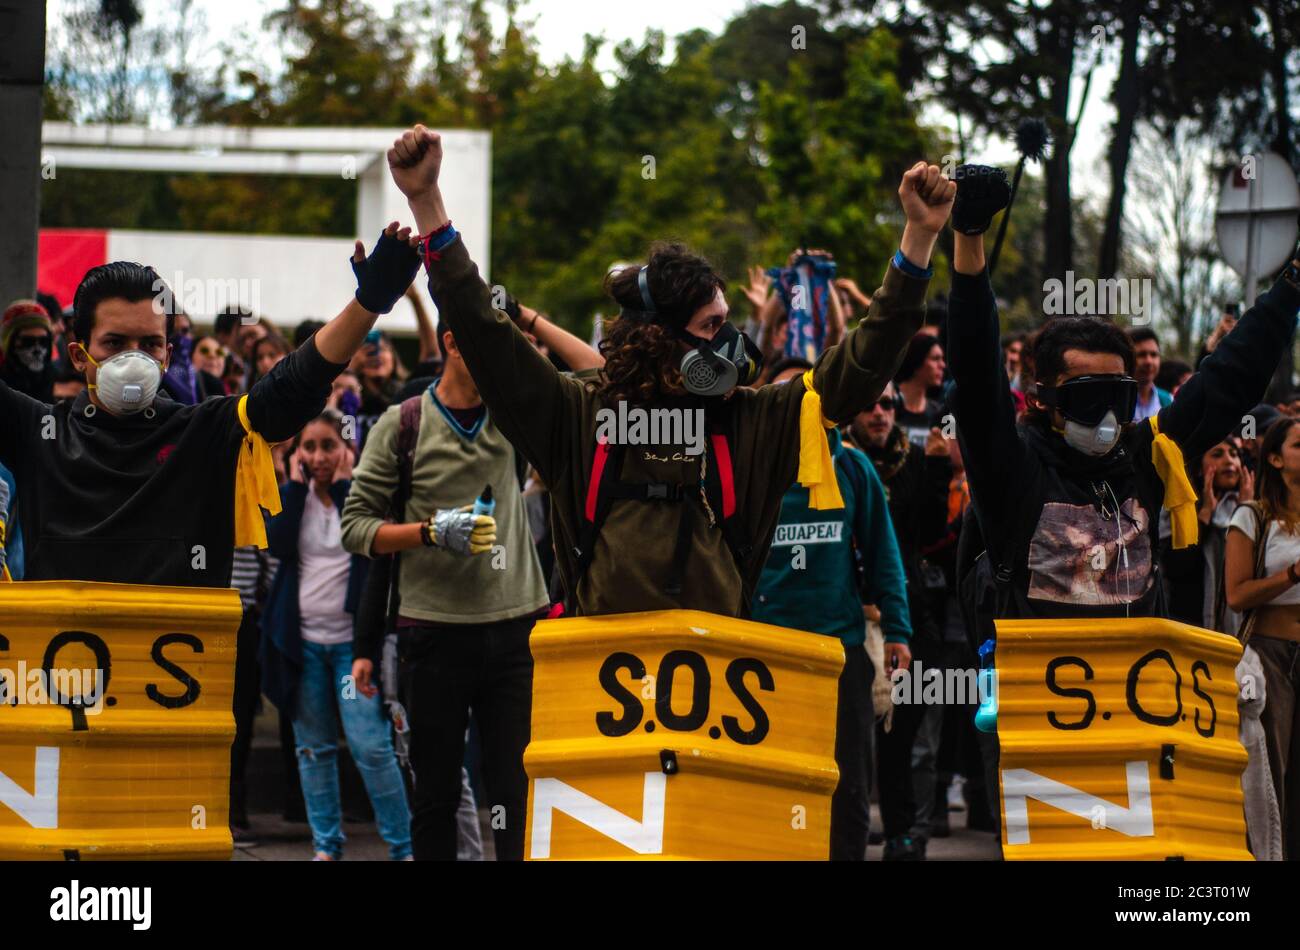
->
[798,369,846,510]
[0,517,10,582]
[234,395,283,549]
[1149,414,1198,550]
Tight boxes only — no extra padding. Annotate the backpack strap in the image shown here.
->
[569,438,627,598]
[702,414,752,566]
[383,393,425,630]
[393,394,423,520]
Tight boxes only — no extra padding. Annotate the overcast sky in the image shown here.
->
[45,0,1118,200]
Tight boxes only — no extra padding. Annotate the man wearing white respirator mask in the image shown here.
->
[0,223,459,588]
[945,163,1300,624]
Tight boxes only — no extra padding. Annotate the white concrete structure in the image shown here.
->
[41,123,492,333]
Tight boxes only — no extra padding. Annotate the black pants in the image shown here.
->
[230,607,261,824]
[398,616,535,861]
[830,646,874,860]
[876,686,928,839]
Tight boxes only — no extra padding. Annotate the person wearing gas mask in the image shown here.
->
[1,300,57,402]
[385,125,954,618]
[0,223,432,587]
[945,162,1300,623]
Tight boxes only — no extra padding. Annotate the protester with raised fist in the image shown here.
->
[948,162,1300,625]
[386,124,954,622]
[0,223,423,586]
[340,313,547,862]
[946,162,1300,842]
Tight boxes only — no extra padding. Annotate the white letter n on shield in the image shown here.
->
[530,772,666,859]
[0,747,59,828]
[1001,760,1154,845]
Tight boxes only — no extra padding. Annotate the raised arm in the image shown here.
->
[246,225,421,442]
[1153,258,1300,459]
[757,292,785,354]
[825,277,847,348]
[811,162,955,422]
[388,125,582,483]
[516,303,605,372]
[406,284,439,365]
[944,166,1025,540]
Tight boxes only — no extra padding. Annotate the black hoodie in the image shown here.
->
[946,267,1300,621]
[0,338,345,587]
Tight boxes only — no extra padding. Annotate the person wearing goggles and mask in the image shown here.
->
[386,124,955,618]
[945,161,1300,624]
[0,222,433,587]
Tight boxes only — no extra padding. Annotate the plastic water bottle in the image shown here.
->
[472,485,495,518]
[974,637,998,734]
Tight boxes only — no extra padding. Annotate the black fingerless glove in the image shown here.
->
[951,164,1012,236]
[352,231,422,314]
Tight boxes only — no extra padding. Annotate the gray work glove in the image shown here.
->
[429,506,496,556]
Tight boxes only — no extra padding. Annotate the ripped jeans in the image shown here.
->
[293,640,412,860]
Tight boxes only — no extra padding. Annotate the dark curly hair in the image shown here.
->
[596,242,725,406]
[1022,316,1136,428]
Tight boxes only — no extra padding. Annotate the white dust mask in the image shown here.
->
[1062,409,1121,457]
[87,349,164,415]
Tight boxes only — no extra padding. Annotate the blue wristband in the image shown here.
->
[426,225,459,253]
[893,249,933,280]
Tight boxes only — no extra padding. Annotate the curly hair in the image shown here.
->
[596,242,725,406]
[1022,316,1136,427]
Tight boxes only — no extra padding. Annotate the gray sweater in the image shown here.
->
[340,387,549,625]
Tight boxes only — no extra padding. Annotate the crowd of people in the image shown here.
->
[2,128,1300,861]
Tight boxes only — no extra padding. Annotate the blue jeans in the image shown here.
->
[293,640,412,860]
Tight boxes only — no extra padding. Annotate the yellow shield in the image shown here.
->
[525,610,844,860]
[0,582,240,860]
[995,617,1251,860]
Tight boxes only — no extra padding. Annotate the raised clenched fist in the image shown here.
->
[898,161,957,234]
[387,125,443,201]
[951,164,1012,236]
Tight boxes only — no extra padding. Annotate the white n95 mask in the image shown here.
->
[85,349,164,415]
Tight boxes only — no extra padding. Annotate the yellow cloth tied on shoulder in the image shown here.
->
[798,369,846,510]
[0,517,11,582]
[234,394,283,549]
[1149,414,1198,550]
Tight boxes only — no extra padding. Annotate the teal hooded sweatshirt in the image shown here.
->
[752,429,911,646]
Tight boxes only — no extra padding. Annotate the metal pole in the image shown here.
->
[1245,175,1258,307]
[0,1,46,308]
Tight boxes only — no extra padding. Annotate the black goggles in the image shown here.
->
[1035,375,1138,426]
